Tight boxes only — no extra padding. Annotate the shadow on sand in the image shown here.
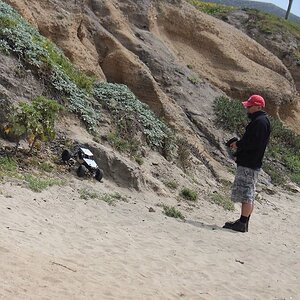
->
[185,219,237,233]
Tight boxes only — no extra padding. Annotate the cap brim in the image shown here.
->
[242,101,251,108]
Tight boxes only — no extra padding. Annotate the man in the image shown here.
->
[223,94,271,233]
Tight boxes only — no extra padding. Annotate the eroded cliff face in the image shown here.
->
[4,0,300,137]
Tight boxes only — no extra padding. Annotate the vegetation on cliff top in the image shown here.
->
[188,0,300,37]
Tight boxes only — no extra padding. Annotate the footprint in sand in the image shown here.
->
[0,246,9,253]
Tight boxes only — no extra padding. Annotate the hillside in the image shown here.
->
[0,0,300,299]
[200,0,300,23]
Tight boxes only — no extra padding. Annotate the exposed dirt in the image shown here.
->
[5,0,300,130]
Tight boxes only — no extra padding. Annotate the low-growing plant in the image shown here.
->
[0,1,177,159]
[107,131,132,153]
[187,75,200,85]
[39,161,55,173]
[100,192,127,206]
[0,1,100,131]
[79,188,99,200]
[180,187,198,201]
[93,83,173,151]
[210,192,234,211]
[263,162,287,186]
[0,156,23,180]
[24,175,63,192]
[164,180,179,190]
[187,0,235,15]
[243,8,300,38]
[162,204,185,220]
[0,156,17,173]
[134,155,144,165]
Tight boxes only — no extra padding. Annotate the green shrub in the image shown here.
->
[180,187,198,201]
[213,96,248,136]
[107,131,132,153]
[134,155,144,165]
[210,192,234,211]
[162,205,185,220]
[9,96,62,153]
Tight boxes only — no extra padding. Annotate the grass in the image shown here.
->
[244,8,300,38]
[0,156,18,173]
[39,161,55,173]
[24,175,64,192]
[187,0,235,15]
[79,188,99,200]
[162,205,185,220]
[0,153,64,191]
[187,1,300,38]
[100,192,127,206]
[164,180,179,190]
[210,192,234,211]
[107,131,135,153]
[180,187,198,201]
[40,39,95,92]
[79,189,127,205]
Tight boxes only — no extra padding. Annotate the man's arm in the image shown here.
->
[236,120,268,151]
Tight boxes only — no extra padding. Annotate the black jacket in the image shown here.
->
[236,111,271,170]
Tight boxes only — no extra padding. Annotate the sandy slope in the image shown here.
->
[0,175,299,300]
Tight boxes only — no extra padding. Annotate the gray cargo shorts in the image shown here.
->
[231,166,260,203]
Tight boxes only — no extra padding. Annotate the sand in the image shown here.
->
[0,175,299,300]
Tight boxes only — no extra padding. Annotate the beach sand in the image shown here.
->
[0,176,299,300]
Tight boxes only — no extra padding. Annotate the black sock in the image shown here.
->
[247,215,251,222]
[240,215,248,224]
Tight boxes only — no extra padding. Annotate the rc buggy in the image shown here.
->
[61,147,103,182]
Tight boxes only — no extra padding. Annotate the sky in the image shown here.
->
[250,0,300,17]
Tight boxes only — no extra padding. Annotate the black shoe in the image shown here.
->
[223,220,247,233]
[223,219,239,228]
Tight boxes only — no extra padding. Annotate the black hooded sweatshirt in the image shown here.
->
[236,111,271,170]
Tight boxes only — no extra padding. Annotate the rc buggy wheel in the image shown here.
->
[77,165,87,177]
[95,168,103,182]
[62,149,71,162]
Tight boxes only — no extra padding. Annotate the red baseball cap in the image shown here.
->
[242,95,265,108]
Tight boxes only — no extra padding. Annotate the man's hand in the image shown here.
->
[230,142,237,150]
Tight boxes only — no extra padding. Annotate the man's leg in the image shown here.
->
[241,202,252,217]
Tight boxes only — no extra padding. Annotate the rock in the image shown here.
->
[149,207,155,212]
